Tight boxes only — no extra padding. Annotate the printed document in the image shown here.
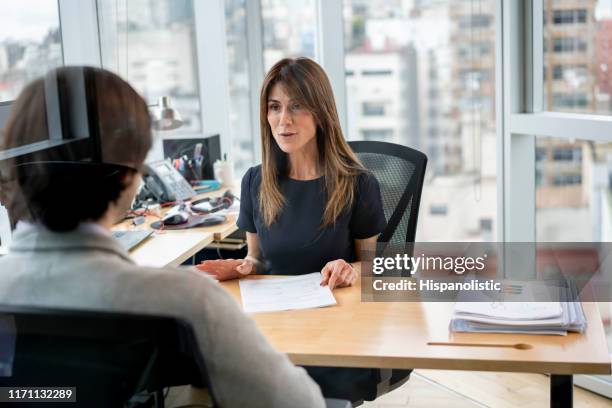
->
[239,272,337,313]
[454,301,563,321]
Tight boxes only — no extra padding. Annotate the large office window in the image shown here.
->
[261,0,317,71]
[343,0,497,242]
[506,1,612,385]
[0,1,63,103]
[538,0,612,244]
[225,0,255,177]
[97,0,201,133]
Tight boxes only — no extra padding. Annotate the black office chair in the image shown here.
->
[0,306,350,408]
[348,140,427,401]
[0,306,216,408]
[348,140,427,253]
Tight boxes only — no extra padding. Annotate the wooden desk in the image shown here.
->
[129,231,214,267]
[221,276,611,407]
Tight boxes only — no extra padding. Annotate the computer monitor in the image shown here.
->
[162,134,221,181]
[0,67,102,167]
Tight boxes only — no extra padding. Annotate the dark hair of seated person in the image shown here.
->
[0,66,152,232]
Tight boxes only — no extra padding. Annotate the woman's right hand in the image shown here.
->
[197,258,254,281]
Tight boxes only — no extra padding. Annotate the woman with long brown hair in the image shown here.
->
[198,58,395,402]
[200,57,385,288]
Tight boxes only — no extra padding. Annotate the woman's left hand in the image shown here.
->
[320,259,357,290]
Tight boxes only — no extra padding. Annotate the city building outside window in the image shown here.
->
[361,129,393,141]
[343,0,497,242]
[539,0,612,245]
[553,9,588,25]
[362,102,386,116]
[0,1,63,104]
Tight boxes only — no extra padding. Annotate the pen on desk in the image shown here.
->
[427,341,532,350]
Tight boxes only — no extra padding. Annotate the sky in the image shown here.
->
[595,0,612,19]
[0,1,60,43]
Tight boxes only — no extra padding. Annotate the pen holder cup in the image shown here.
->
[214,160,234,187]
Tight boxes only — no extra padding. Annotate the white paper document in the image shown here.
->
[454,301,563,321]
[239,272,337,313]
[450,281,587,335]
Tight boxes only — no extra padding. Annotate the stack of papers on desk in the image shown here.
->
[450,283,587,336]
[450,301,586,335]
[239,272,337,313]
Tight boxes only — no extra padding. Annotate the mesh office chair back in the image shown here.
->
[0,306,216,408]
[348,140,427,258]
[348,140,427,395]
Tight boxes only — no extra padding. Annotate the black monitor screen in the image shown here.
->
[162,134,221,181]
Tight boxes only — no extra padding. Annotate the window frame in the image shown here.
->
[245,0,266,162]
[193,0,232,154]
[504,0,612,244]
[59,0,100,66]
[505,0,612,394]
[314,0,347,133]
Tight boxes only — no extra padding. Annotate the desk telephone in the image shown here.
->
[139,160,196,203]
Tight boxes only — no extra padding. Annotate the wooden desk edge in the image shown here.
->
[286,353,612,375]
[213,223,239,241]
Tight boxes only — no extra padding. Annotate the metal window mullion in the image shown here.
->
[495,0,505,244]
[58,0,101,66]
[246,0,265,163]
[315,0,347,135]
[504,0,536,247]
[511,112,612,142]
[502,0,517,243]
[193,0,232,156]
[531,0,544,113]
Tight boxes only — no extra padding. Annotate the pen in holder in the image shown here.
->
[167,142,205,182]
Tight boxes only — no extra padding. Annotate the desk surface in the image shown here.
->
[113,188,240,267]
[114,188,239,240]
[221,276,611,375]
[129,230,214,267]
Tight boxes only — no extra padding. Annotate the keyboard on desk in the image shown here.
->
[111,230,153,251]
